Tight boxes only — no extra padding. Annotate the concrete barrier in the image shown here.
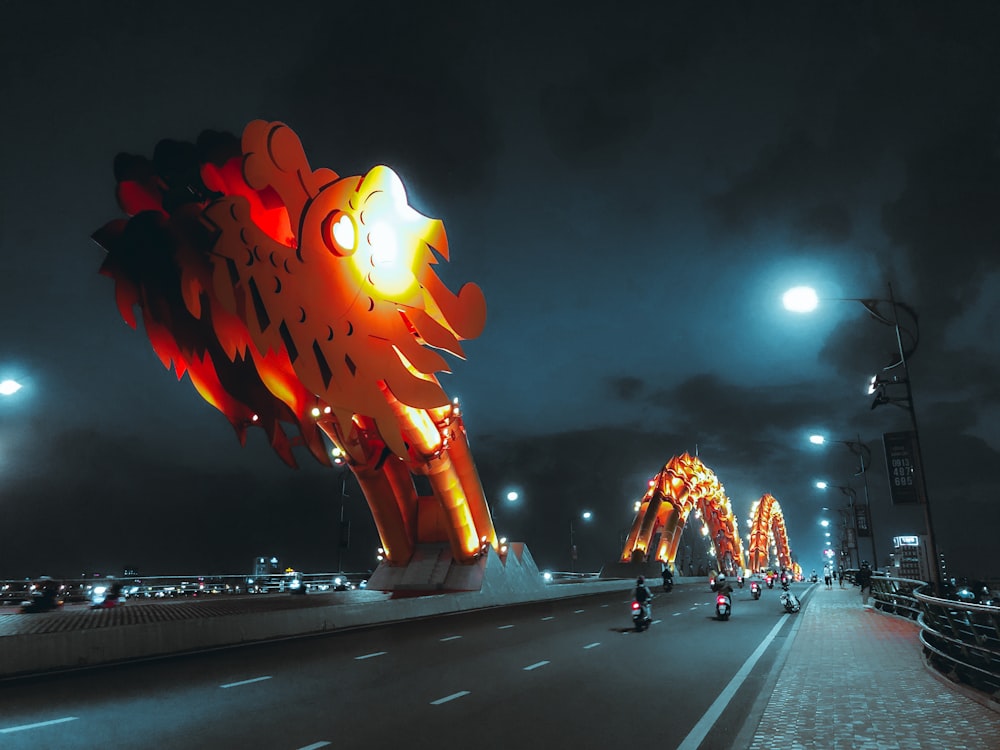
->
[0,578,632,678]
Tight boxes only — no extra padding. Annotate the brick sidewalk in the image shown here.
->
[747,585,1000,750]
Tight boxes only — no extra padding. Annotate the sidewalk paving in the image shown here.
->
[747,585,1000,750]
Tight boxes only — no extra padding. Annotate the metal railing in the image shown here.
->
[915,587,1000,698]
[842,570,1000,703]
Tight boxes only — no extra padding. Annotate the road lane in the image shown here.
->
[0,583,811,749]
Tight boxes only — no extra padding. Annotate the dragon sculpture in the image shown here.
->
[619,453,746,575]
[746,493,794,573]
[94,120,494,567]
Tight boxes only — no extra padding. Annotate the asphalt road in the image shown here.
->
[0,582,812,749]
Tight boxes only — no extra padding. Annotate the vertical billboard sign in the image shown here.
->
[855,503,871,537]
[882,431,924,505]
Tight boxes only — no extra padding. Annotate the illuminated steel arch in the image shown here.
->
[620,454,745,575]
[93,121,494,568]
[747,493,793,572]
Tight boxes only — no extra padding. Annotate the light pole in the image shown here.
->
[785,284,940,589]
[569,511,592,573]
[821,508,851,570]
[810,434,879,569]
[332,447,350,574]
[817,483,858,568]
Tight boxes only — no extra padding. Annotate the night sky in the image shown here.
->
[2,3,998,580]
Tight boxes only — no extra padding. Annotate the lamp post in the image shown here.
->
[818,483,858,568]
[331,447,350,575]
[821,508,851,571]
[810,434,879,569]
[569,511,592,573]
[785,284,940,590]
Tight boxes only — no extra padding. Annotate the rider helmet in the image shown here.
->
[717,574,726,582]
[637,575,645,584]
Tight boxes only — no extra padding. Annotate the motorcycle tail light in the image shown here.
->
[717,595,727,604]
[631,601,640,611]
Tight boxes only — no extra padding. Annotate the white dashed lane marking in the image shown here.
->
[524,661,550,671]
[541,616,555,621]
[584,642,601,649]
[220,676,272,689]
[355,651,386,660]
[497,625,514,630]
[431,691,470,705]
[440,636,462,642]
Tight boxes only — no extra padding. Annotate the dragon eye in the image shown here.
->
[323,211,356,256]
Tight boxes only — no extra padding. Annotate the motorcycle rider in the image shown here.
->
[661,566,673,591]
[712,574,733,596]
[635,575,653,618]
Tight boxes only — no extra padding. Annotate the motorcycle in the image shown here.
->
[750,580,761,600]
[662,577,673,593]
[737,575,744,589]
[780,581,801,613]
[631,600,652,631]
[715,592,732,620]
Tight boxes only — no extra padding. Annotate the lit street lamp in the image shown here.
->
[785,284,940,589]
[0,380,22,396]
[809,434,879,569]
[817,481,858,568]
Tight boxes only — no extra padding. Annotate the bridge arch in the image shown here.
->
[620,453,745,575]
[746,493,793,573]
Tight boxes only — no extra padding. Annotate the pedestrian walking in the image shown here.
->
[857,560,873,606]
[823,563,832,589]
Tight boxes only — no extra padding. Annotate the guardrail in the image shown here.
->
[0,571,371,605]
[841,570,1000,705]
[915,588,1000,698]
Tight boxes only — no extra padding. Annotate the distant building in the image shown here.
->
[253,556,280,578]
[890,535,931,581]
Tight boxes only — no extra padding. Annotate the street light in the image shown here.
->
[809,434,879,569]
[569,511,592,573]
[817,481,858,568]
[785,283,940,589]
[331,447,350,574]
[0,380,22,396]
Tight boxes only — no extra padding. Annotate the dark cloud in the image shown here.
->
[606,376,645,402]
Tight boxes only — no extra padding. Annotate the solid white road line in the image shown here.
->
[296,742,332,750]
[355,651,387,660]
[430,691,470,705]
[1,717,79,734]
[583,642,601,649]
[220,676,272,689]
[523,661,550,671]
[439,635,462,642]
[676,615,789,750]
